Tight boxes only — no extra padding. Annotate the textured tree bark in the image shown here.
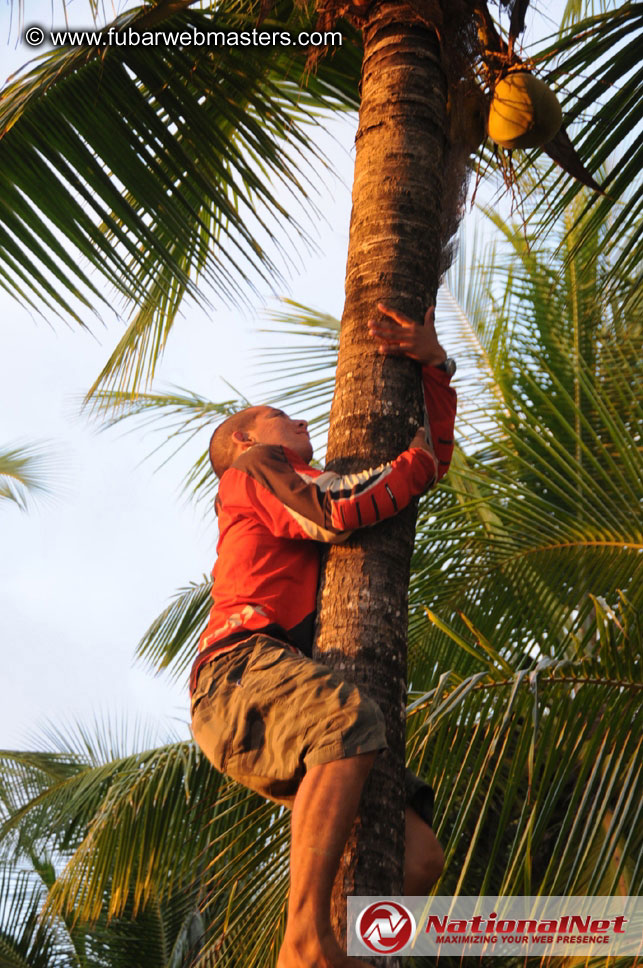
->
[312,2,448,962]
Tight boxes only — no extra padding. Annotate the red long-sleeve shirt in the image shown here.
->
[190,366,456,693]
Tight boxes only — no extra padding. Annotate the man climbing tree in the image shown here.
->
[190,304,456,966]
[1,0,610,953]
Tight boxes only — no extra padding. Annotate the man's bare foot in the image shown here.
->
[277,930,374,968]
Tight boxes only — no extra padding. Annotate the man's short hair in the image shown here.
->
[209,408,261,478]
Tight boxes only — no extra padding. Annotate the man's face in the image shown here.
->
[246,406,313,462]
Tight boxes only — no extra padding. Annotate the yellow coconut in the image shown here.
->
[488,72,562,149]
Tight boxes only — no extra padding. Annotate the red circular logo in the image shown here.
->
[356,901,416,953]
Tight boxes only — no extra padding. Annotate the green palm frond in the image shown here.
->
[0,864,62,968]
[0,2,361,395]
[402,201,643,901]
[558,0,614,30]
[439,227,514,451]
[529,4,643,300]
[254,299,340,458]
[31,714,178,765]
[89,386,239,440]
[0,844,213,968]
[89,388,246,508]
[0,739,213,922]
[0,442,56,510]
[135,578,213,682]
[0,749,223,968]
[407,594,643,897]
[0,725,287,967]
[192,789,290,968]
[408,332,642,675]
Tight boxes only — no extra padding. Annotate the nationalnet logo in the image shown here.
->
[348,895,643,958]
[356,901,416,953]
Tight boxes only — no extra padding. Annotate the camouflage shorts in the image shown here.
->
[191,634,434,824]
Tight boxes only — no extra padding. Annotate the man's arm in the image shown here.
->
[228,439,437,543]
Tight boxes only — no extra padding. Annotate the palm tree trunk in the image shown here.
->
[313,0,449,956]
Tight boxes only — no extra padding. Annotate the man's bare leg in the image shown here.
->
[277,752,377,968]
[403,806,444,895]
